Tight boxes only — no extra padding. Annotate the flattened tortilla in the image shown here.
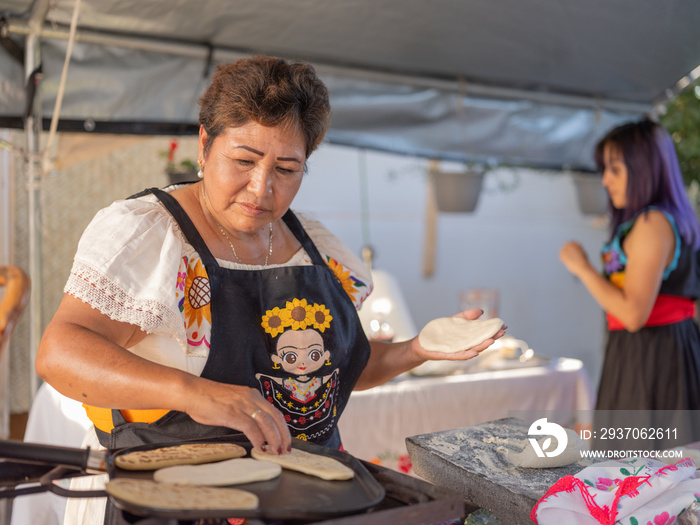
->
[105,478,259,511]
[419,317,503,353]
[114,442,247,471]
[154,457,282,486]
[251,448,354,481]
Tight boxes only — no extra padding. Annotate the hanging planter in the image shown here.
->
[573,173,608,216]
[430,162,486,213]
[166,165,199,185]
[162,139,199,185]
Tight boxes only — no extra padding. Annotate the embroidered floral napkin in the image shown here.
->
[531,457,700,525]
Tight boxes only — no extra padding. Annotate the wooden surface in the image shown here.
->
[9,413,28,440]
[0,265,30,354]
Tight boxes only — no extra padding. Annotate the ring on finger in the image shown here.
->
[250,409,263,420]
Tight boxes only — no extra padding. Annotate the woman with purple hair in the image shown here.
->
[560,119,700,445]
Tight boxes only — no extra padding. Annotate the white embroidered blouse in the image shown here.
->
[64,188,373,377]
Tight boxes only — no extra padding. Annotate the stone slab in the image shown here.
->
[406,417,591,525]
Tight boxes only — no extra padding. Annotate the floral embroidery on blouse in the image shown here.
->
[181,258,212,350]
[600,207,682,291]
[326,255,368,303]
[175,256,188,313]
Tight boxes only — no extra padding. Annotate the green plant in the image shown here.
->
[659,79,700,187]
[160,139,197,174]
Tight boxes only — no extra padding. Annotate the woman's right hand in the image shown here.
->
[39,294,293,456]
[184,377,291,455]
[559,241,591,278]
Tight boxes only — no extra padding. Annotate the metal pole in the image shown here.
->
[0,131,12,443]
[24,0,51,403]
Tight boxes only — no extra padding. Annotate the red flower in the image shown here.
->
[264,381,271,389]
[315,411,322,418]
[284,415,291,422]
[299,417,306,425]
[397,454,412,473]
[267,397,273,403]
[167,139,178,163]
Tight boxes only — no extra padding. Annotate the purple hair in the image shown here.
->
[594,119,700,250]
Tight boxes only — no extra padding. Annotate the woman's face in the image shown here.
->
[601,143,628,209]
[199,122,306,233]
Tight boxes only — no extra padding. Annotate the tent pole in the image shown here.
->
[24,0,50,403]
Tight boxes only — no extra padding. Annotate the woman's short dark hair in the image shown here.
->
[198,55,331,159]
[594,118,700,249]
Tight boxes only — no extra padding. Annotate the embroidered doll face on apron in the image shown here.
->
[257,299,342,442]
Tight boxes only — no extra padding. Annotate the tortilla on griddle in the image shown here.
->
[114,442,246,471]
[154,457,282,486]
[106,478,259,510]
[251,447,354,481]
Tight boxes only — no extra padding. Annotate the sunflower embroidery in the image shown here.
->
[326,256,363,302]
[183,259,211,328]
[310,303,333,332]
[285,298,314,330]
[261,299,333,337]
[261,306,287,337]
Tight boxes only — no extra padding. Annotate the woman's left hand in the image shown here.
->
[559,241,592,278]
[413,308,507,362]
[356,309,506,390]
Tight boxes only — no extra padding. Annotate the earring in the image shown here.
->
[197,161,203,178]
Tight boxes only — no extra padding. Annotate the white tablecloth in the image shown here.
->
[11,358,593,523]
[10,383,92,525]
[337,357,595,474]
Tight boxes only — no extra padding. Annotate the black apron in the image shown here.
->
[103,186,371,524]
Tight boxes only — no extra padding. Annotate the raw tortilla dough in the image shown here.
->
[418,317,503,353]
[114,442,247,471]
[511,428,584,468]
[105,478,259,511]
[154,457,282,486]
[657,447,700,466]
[251,447,354,480]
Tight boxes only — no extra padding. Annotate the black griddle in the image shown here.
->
[1,435,385,521]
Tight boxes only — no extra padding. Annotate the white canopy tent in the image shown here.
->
[1,0,700,398]
[1,0,699,170]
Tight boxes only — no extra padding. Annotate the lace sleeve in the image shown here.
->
[64,196,188,348]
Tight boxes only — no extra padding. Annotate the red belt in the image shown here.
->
[606,294,696,331]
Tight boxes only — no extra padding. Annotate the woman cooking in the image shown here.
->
[36,55,505,523]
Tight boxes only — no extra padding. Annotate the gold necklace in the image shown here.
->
[201,184,273,266]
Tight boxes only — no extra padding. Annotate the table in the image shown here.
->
[337,357,594,475]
